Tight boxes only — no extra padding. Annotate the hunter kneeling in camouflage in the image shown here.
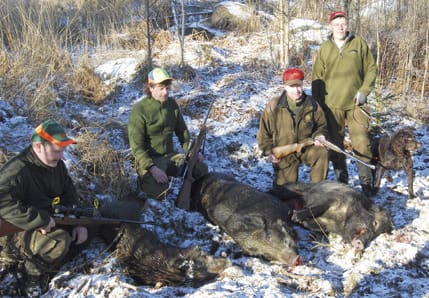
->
[0,119,89,297]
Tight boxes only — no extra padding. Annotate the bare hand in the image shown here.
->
[314,135,326,147]
[72,226,88,245]
[270,154,281,164]
[150,165,168,184]
[39,217,55,235]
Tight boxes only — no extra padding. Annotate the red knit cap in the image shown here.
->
[329,11,347,22]
[282,68,304,86]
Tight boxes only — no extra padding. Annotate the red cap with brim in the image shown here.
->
[329,11,347,22]
[282,68,304,86]
[31,119,76,147]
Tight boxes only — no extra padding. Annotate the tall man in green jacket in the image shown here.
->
[257,68,329,185]
[312,11,377,196]
[0,119,88,297]
[128,67,208,200]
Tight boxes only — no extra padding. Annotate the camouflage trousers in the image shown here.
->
[138,153,209,200]
[0,228,72,276]
[273,145,329,185]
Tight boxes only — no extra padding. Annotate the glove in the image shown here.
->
[355,91,367,106]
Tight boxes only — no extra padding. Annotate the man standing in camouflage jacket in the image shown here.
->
[128,67,208,200]
[257,68,329,185]
[0,119,88,297]
[312,11,377,196]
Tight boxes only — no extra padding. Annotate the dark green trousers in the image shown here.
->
[139,153,209,199]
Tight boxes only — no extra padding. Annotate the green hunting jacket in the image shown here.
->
[312,33,377,110]
[257,92,328,166]
[0,146,79,231]
[128,96,190,176]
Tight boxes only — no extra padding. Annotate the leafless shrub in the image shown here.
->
[69,56,112,104]
[71,129,135,203]
[153,30,174,51]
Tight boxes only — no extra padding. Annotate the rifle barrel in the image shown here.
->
[318,138,376,170]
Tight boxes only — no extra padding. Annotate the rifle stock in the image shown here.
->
[272,139,314,159]
[176,124,207,210]
[0,218,22,237]
[0,205,148,237]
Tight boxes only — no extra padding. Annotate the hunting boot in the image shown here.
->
[332,153,349,184]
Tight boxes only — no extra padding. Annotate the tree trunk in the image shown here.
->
[422,24,429,99]
[375,0,381,89]
[403,0,418,94]
[279,0,289,68]
[171,0,186,67]
[354,0,361,34]
[146,0,152,70]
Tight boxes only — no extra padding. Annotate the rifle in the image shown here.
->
[272,138,314,159]
[0,205,148,237]
[176,100,214,210]
[315,136,376,170]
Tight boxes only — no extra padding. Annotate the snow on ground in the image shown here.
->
[1,16,429,298]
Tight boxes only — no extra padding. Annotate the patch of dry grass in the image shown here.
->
[70,129,135,203]
[0,0,169,122]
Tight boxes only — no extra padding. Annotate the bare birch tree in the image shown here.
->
[375,0,381,89]
[403,0,418,94]
[171,0,186,67]
[279,0,289,68]
[422,23,429,100]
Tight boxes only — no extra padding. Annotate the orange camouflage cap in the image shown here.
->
[31,119,76,147]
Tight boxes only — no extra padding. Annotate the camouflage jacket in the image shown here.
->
[128,96,190,175]
[0,146,79,231]
[257,92,328,165]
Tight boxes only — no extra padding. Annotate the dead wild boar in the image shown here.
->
[190,172,300,266]
[98,200,231,287]
[270,181,392,250]
[114,224,231,287]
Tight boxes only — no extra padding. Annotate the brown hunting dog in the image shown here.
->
[371,127,421,198]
